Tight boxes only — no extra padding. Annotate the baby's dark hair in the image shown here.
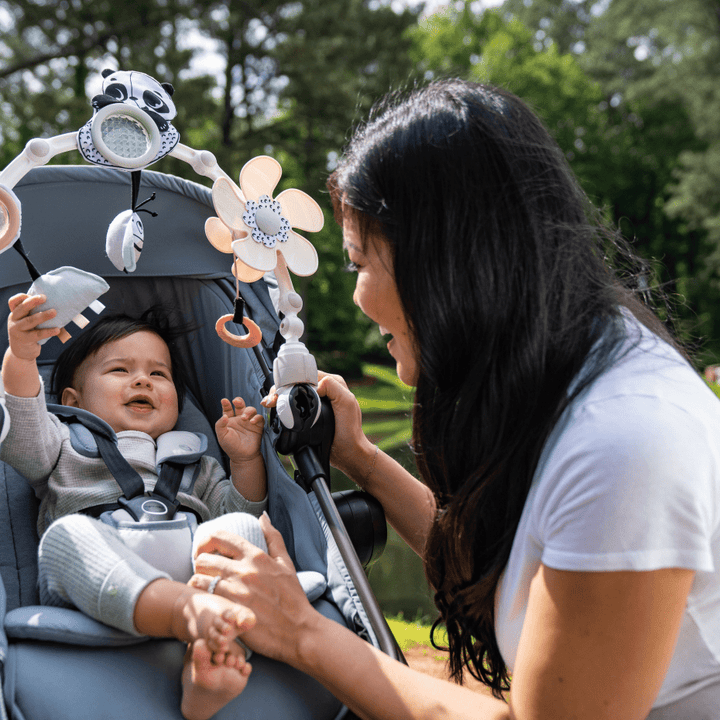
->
[51,309,190,412]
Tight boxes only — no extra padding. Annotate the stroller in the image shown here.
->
[0,161,400,718]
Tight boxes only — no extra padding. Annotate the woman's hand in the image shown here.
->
[316,371,377,476]
[262,371,376,483]
[190,513,319,666]
[190,516,501,720]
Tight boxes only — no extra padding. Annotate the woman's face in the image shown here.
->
[343,218,418,386]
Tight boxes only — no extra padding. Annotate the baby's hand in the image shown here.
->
[7,294,60,361]
[260,385,278,409]
[215,397,264,463]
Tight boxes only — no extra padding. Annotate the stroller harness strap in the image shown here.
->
[94,432,146,499]
[48,404,205,521]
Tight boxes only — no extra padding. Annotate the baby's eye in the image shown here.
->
[110,367,128,373]
[151,370,171,379]
[344,261,359,273]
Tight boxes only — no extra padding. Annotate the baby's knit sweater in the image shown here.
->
[0,387,266,537]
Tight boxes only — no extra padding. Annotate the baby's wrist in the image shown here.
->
[228,451,263,467]
[6,344,36,362]
[2,349,42,398]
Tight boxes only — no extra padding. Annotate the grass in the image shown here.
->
[385,614,447,656]
[707,380,720,399]
[350,364,414,452]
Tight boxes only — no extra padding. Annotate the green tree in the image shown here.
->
[412,1,713,355]
[410,7,612,194]
[270,0,420,369]
[500,0,720,359]
[0,0,216,166]
[0,0,422,374]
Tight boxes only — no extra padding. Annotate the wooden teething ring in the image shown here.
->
[215,314,263,348]
[0,185,22,253]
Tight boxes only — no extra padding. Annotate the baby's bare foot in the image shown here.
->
[181,640,251,720]
[206,607,252,653]
[173,587,255,651]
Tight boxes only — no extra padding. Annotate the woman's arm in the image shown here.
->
[295,610,510,720]
[192,516,509,720]
[344,443,435,557]
[193,518,694,720]
[312,371,436,556]
[509,564,694,720]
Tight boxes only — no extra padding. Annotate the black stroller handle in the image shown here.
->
[250,344,406,665]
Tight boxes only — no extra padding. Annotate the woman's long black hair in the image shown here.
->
[329,79,682,696]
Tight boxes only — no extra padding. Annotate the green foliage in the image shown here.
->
[410,6,622,221]
[385,614,447,652]
[349,364,414,452]
[369,522,435,619]
[410,0,719,360]
[0,0,421,373]
[6,0,720,368]
[305,223,372,377]
[706,380,720,400]
[499,0,720,362]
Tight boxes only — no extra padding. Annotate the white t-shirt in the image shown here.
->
[495,314,720,707]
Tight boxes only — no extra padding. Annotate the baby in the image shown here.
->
[1,293,266,720]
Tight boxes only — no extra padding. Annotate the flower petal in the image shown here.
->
[232,237,278,272]
[212,177,248,231]
[231,257,266,283]
[276,188,324,233]
[279,230,318,277]
[205,216,235,253]
[239,156,282,204]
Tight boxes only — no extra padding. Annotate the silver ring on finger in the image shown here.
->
[207,575,221,594]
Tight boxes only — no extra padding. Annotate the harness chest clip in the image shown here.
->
[118,492,180,522]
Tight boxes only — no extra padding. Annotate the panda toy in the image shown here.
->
[78,69,180,169]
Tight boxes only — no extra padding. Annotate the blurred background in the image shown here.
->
[2,0,720,619]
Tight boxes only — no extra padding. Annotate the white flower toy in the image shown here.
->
[244,195,291,248]
[205,155,323,283]
[206,155,324,355]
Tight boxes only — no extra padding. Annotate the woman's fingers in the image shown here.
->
[193,529,255,563]
[260,512,294,568]
[193,519,294,575]
[316,371,350,398]
[260,385,278,408]
[188,572,224,592]
[189,520,320,666]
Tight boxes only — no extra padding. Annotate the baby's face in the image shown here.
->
[62,330,179,439]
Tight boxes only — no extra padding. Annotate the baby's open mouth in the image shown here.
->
[126,397,154,409]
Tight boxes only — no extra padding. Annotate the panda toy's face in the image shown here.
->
[79,68,180,169]
[93,70,176,132]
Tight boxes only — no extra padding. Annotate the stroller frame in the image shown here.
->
[0,117,402,718]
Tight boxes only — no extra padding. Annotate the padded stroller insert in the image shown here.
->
[0,166,379,720]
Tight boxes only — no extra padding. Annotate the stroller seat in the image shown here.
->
[0,165,383,719]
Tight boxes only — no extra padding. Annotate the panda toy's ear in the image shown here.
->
[161,82,174,97]
[102,68,114,78]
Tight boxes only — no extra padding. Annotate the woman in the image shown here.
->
[191,79,720,719]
